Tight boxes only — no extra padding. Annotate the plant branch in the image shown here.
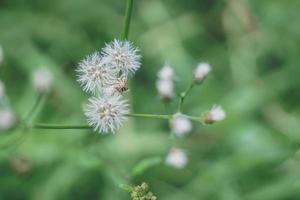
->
[178,80,196,112]
[122,0,134,39]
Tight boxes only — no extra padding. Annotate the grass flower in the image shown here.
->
[194,62,211,83]
[165,148,188,169]
[84,93,129,133]
[170,113,192,137]
[77,52,118,94]
[102,39,141,76]
[32,67,53,93]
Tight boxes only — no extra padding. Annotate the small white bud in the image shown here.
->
[165,148,188,169]
[158,63,174,80]
[0,46,3,65]
[194,62,211,82]
[0,108,16,131]
[0,80,5,100]
[204,105,226,124]
[170,113,192,137]
[32,68,53,93]
[156,79,174,100]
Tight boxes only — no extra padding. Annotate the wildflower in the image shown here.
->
[194,62,211,83]
[0,80,5,100]
[113,76,129,93]
[32,67,53,93]
[84,93,129,133]
[77,52,118,94]
[0,108,16,131]
[170,113,192,137]
[131,182,157,200]
[0,45,3,65]
[165,148,188,169]
[158,63,174,80]
[204,105,226,124]
[156,79,174,100]
[102,39,141,76]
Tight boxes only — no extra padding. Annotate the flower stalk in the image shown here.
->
[122,0,134,39]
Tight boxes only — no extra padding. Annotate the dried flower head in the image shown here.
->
[165,148,188,169]
[0,80,5,100]
[158,63,174,80]
[194,62,211,83]
[156,79,174,100]
[32,67,53,93]
[84,93,129,133]
[0,108,16,131]
[114,76,129,93]
[77,52,118,94]
[170,113,192,137]
[204,105,226,124]
[102,39,141,76]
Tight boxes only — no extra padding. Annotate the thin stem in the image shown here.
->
[32,123,91,129]
[25,93,47,124]
[122,0,134,39]
[127,113,171,120]
[178,80,196,112]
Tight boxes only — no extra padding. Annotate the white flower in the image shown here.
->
[0,108,16,131]
[0,80,5,100]
[194,62,211,82]
[77,52,118,94]
[158,63,174,80]
[170,113,192,137]
[102,39,141,76]
[32,67,53,93]
[0,46,3,65]
[204,105,226,124]
[165,148,188,169]
[156,79,174,100]
[84,93,129,133]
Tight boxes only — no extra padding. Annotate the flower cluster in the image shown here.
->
[77,39,141,133]
[130,182,157,200]
[155,62,226,169]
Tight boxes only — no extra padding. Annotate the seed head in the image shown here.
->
[165,148,188,169]
[170,113,192,137]
[77,52,118,94]
[84,93,129,133]
[32,67,53,93]
[102,39,141,76]
[204,105,226,124]
[194,62,211,83]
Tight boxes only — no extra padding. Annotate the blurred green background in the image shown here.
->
[1,0,300,199]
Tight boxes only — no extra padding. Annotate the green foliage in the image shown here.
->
[1,0,300,199]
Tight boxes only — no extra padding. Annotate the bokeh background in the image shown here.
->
[1,0,300,199]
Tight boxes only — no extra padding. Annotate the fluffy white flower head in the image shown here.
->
[84,93,129,133]
[156,79,174,100]
[102,39,141,76]
[0,108,16,131]
[33,67,53,93]
[170,113,192,137]
[165,148,188,169]
[0,80,5,100]
[158,63,174,80]
[77,52,118,94]
[194,62,211,82]
[205,105,226,124]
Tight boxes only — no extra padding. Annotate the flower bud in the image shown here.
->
[0,108,16,131]
[156,79,174,100]
[194,62,211,83]
[165,148,188,169]
[32,68,53,93]
[158,63,174,80]
[170,113,192,137]
[204,105,226,124]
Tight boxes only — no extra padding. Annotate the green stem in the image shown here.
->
[25,93,47,124]
[122,0,134,39]
[32,123,90,129]
[127,113,171,120]
[178,80,195,112]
